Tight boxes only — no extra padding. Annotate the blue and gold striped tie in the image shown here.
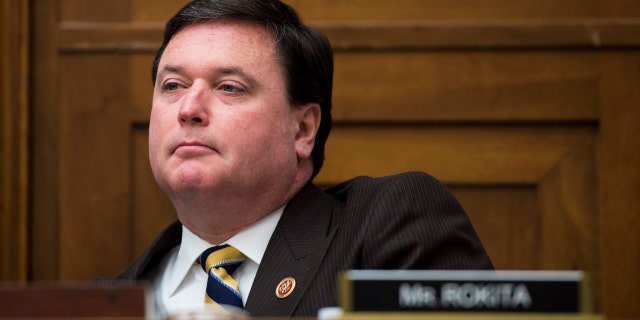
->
[199,244,246,309]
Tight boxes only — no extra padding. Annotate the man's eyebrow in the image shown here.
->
[157,65,182,78]
[157,65,257,85]
[217,67,258,86]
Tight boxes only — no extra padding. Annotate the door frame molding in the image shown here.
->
[0,0,29,281]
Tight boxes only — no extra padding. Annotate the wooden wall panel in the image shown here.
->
[131,55,155,122]
[451,187,539,270]
[58,54,134,279]
[60,1,132,22]
[538,133,600,309]
[289,1,605,20]
[597,52,640,319]
[316,126,595,185]
[0,0,29,282]
[130,1,190,22]
[538,135,597,271]
[31,0,62,281]
[332,51,599,122]
[25,0,640,318]
[132,129,175,257]
[57,0,640,23]
[60,0,187,22]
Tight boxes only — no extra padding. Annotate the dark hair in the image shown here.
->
[151,0,333,179]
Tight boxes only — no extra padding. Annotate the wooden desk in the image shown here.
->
[0,282,147,318]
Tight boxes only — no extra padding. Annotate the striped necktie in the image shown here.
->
[198,244,246,309]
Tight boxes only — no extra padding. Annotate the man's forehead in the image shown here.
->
[163,20,278,60]
[159,20,281,75]
[172,19,276,44]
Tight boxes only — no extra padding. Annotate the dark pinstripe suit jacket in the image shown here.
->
[115,171,493,318]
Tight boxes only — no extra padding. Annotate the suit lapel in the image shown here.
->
[245,183,339,317]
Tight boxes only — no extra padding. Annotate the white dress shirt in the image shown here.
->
[150,207,284,318]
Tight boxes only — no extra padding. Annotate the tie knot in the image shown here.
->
[199,244,246,274]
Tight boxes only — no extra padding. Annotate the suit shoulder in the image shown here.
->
[324,171,459,215]
[326,171,448,198]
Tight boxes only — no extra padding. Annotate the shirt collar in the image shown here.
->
[166,206,284,297]
[227,205,284,265]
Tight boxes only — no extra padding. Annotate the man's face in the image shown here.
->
[149,21,303,202]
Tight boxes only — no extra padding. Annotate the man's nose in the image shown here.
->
[178,83,210,126]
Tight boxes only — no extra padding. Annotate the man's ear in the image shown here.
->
[294,102,321,159]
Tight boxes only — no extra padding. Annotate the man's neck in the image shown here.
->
[169,163,313,244]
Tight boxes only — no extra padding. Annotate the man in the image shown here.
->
[115,0,493,318]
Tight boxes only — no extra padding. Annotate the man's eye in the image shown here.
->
[220,84,240,93]
[163,82,180,91]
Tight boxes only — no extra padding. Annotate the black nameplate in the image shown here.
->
[340,270,588,313]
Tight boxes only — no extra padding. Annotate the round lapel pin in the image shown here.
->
[276,277,296,298]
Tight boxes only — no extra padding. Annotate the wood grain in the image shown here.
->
[0,0,29,282]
